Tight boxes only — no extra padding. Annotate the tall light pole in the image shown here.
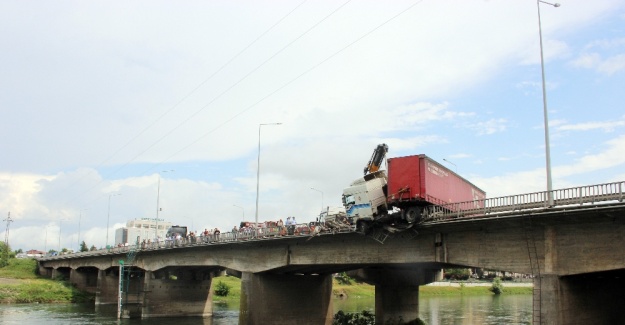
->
[58,217,62,252]
[106,193,121,248]
[78,209,88,251]
[45,225,49,253]
[233,204,245,220]
[537,0,560,206]
[155,170,174,240]
[255,122,281,225]
[310,188,324,212]
[442,159,458,173]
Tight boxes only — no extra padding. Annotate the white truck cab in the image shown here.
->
[342,170,388,233]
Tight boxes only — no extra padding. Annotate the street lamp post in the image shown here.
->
[255,122,281,225]
[233,204,245,220]
[78,209,88,252]
[155,170,174,240]
[45,225,49,253]
[442,159,458,173]
[537,0,560,207]
[310,187,324,212]
[58,218,62,252]
[106,193,121,248]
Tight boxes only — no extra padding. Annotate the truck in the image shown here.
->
[342,144,486,234]
[166,225,188,239]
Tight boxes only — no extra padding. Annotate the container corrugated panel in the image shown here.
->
[387,155,486,207]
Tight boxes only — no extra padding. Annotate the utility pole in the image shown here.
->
[3,212,13,247]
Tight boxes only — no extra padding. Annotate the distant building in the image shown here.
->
[114,218,173,245]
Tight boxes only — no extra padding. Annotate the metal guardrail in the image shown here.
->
[39,223,355,260]
[39,181,625,260]
[424,181,624,221]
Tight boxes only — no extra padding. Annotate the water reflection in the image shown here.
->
[0,294,531,324]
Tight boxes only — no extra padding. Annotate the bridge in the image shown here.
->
[38,181,625,325]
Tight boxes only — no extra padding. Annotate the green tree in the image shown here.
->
[89,245,97,251]
[214,281,231,297]
[0,242,10,267]
[489,277,504,295]
[80,241,88,252]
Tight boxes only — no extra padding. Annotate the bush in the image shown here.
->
[333,310,375,325]
[214,281,230,297]
[489,277,504,295]
[335,272,353,285]
[444,268,471,281]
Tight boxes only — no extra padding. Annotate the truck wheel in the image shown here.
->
[357,221,370,234]
[404,207,422,224]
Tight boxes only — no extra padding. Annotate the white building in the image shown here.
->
[114,218,173,245]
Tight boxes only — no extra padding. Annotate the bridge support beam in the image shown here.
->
[353,267,436,324]
[141,269,214,318]
[239,272,333,325]
[95,269,119,305]
[537,272,625,325]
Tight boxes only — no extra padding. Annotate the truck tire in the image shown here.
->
[404,207,422,224]
[356,221,370,234]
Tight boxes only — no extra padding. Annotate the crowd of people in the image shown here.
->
[111,216,339,250]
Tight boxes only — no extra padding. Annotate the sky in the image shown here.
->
[1,0,624,252]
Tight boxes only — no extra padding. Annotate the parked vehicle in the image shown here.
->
[342,144,486,233]
[166,225,188,238]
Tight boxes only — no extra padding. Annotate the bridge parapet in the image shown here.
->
[424,180,624,221]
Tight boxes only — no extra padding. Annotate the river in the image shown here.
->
[0,295,532,324]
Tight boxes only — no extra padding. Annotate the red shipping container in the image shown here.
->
[387,155,486,207]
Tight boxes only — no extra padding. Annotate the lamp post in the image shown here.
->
[106,193,121,248]
[45,225,49,253]
[255,122,282,225]
[442,159,458,173]
[155,170,174,240]
[58,217,62,252]
[310,187,324,212]
[233,204,245,220]
[78,209,88,251]
[537,0,560,207]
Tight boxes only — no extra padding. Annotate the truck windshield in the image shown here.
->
[344,195,355,205]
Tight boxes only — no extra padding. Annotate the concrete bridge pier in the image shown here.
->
[239,272,333,325]
[353,267,437,324]
[537,271,625,325]
[140,269,215,318]
[95,268,119,305]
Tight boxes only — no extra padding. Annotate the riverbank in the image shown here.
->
[211,275,533,304]
[0,258,93,303]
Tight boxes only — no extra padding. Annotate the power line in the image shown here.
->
[60,1,311,207]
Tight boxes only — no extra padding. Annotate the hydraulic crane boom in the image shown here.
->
[363,143,388,175]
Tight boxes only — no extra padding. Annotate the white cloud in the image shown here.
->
[556,117,625,132]
[467,118,509,135]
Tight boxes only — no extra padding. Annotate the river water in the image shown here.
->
[0,295,532,324]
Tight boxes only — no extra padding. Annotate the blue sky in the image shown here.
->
[1,0,624,251]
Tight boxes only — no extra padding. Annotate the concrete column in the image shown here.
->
[374,269,434,324]
[141,270,213,318]
[537,273,625,325]
[69,268,88,291]
[239,272,333,325]
[95,269,119,305]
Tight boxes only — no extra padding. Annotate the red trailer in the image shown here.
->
[387,155,486,208]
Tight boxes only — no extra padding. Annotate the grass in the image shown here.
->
[0,258,94,303]
[210,275,532,303]
[0,258,40,279]
[211,275,242,305]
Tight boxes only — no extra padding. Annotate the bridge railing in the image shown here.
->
[424,180,624,221]
[42,222,353,260]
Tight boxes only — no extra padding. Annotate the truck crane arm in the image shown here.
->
[363,143,389,175]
